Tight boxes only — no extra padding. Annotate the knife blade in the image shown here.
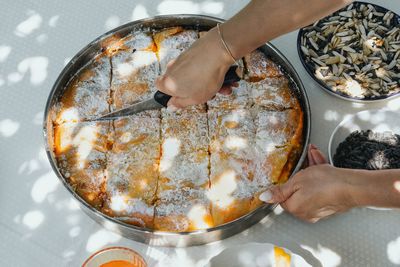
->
[93,65,241,121]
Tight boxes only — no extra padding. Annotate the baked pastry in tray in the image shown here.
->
[53,27,304,231]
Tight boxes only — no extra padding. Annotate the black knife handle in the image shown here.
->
[154,65,241,107]
[154,90,172,107]
[223,65,241,86]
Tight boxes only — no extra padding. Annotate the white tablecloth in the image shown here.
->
[1,1,400,266]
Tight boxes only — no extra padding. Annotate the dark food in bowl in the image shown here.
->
[299,2,400,99]
[334,130,400,169]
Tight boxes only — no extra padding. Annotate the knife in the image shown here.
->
[94,65,241,121]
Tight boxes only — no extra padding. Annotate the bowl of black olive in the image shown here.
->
[329,109,400,170]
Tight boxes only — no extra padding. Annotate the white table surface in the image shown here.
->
[1,0,400,266]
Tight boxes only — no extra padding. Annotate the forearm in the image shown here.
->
[222,0,353,59]
[345,169,400,208]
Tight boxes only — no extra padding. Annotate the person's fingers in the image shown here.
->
[218,85,232,95]
[308,144,317,166]
[259,181,295,204]
[167,96,200,109]
[310,147,328,164]
[155,75,179,96]
[166,59,176,69]
[309,143,318,150]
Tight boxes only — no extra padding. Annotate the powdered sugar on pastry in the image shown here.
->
[208,109,255,159]
[154,28,198,73]
[207,80,251,110]
[123,31,155,51]
[55,56,111,124]
[154,187,213,231]
[159,150,209,189]
[244,50,283,81]
[250,77,298,109]
[161,108,209,154]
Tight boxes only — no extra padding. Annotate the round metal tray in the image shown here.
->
[43,15,311,247]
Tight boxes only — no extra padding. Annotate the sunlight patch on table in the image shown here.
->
[36,33,48,44]
[0,119,20,137]
[62,250,76,259]
[132,4,149,21]
[301,244,341,267]
[15,11,42,37]
[18,159,40,175]
[387,236,400,264]
[105,16,121,31]
[157,1,224,15]
[23,210,44,230]
[68,198,81,211]
[200,1,224,14]
[387,98,400,111]
[18,56,49,85]
[324,110,339,121]
[86,229,121,253]
[69,226,81,238]
[31,171,59,203]
[0,45,12,62]
[33,112,44,125]
[66,214,81,226]
[7,72,23,84]
[48,15,60,27]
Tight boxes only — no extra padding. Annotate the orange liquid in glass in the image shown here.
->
[100,260,137,267]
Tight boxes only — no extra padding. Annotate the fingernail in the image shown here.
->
[310,144,318,150]
[167,105,179,112]
[259,190,274,203]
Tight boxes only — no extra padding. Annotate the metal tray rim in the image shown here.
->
[43,14,311,246]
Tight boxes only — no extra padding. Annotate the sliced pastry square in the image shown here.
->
[55,56,111,124]
[208,152,258,226]
[104,149,157,228]
[111,49,160,110]
[106,153,159,203]
[153,27,198,51]
[159,150,209,190]
[208,108,256,159]
[154,187,214,232]
[101,31,155,57]
[254,109,303,183]
[102,179,155,228]
[250,76,299,110]
[154,27,198,73]
[112,116,161,159]
[54,121,111,207]
[207,80,251,110]
[244,50,283,82]
[122,31,156,52]
[161,109,209,154]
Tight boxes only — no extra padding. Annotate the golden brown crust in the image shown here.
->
[244,50,283,81]
[153,27,184,48]
[53,29,305,231]
[54,121,111,208]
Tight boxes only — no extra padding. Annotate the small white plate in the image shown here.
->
[328,109,400,165]
[208,242,310,267]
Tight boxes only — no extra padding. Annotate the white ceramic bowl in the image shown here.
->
[328,109,400,165]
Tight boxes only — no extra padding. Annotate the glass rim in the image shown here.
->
[81,246,147,267]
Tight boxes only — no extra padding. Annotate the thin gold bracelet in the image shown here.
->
[217,23,237,65]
